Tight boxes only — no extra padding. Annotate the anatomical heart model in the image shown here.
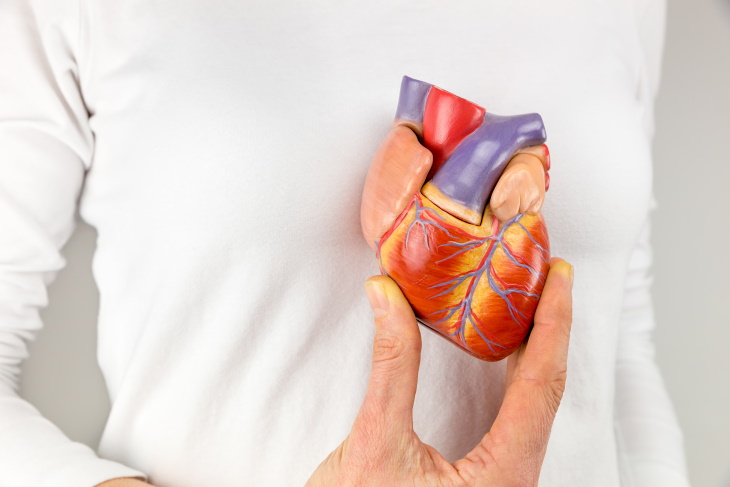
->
[361,76,552,361]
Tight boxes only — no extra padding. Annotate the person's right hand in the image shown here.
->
[307,257,573,487]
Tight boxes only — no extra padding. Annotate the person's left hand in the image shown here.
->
[306,258,573,487]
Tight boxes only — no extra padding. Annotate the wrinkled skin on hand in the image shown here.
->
[306,259,573,487]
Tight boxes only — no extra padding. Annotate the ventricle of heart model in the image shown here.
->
[362,76,551,361]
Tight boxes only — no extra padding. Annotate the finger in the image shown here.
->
[354,275,422,435]
[466,258,573,473]
[514,257,573,390]
[494,258,572,444]
[360,124,433,249]
[504,342,525,390]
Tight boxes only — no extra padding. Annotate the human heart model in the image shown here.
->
[361,76,552,361]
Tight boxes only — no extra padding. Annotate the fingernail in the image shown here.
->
[563,263,574,288]
[365,280,390,318]
[554,260,574,288]
[568,264,574,288]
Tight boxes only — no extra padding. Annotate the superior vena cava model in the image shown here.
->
[361,76,552,361]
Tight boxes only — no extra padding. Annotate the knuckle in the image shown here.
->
[547,370,568,400]
[372,333,407,365]
[534,314,572,338]
[516,371,567,411]
[544,381,565,414]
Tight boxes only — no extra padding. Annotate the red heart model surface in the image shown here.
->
[377,194,549,361]
[375,77,550,361]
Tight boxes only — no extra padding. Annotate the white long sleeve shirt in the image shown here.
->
[0,1,690,486]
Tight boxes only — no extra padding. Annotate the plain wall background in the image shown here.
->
[18,1,730,486]
[651,0,730,486]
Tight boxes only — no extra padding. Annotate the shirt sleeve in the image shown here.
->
[0,0,146,485]
[614,209,691,487]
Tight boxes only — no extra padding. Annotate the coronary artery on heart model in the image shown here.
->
[361,76,552,361]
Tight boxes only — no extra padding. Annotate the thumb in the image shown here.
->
[357,275,422,432]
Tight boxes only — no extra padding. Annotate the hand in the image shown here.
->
[306,258,573,487]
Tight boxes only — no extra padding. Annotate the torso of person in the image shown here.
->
[75,1,655,485]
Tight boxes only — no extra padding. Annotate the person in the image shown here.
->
[0,1,689,486]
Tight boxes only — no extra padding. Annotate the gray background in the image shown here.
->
[18,1,730,486]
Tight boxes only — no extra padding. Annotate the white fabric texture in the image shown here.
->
[0,1,689,486]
